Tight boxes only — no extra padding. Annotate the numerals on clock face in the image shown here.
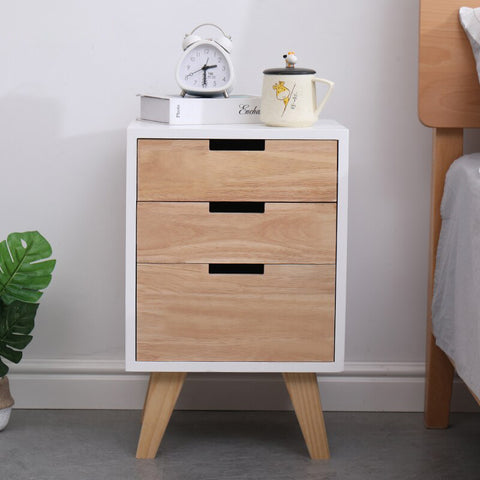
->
[179,44,230,90]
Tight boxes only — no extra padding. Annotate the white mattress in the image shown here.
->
[432,153,480,399]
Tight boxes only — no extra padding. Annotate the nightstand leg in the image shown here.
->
[141,374,152,423]
[283,372,330,460]
[136,372,187,459]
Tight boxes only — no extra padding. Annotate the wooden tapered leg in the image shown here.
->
[141,374,153,423]
[136,372,187,459]
[283,372,330,459]
[424,128,462,428]
[425,333,454,428]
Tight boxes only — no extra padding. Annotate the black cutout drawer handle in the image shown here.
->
[209,202,265,213]
[209,139,265,151]
[208,264,264,275]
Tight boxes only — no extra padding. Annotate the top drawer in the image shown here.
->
[137,139,337,202]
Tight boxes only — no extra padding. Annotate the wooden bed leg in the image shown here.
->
[136,372,187,459]
[425,333,454,428]
[424,128,463,428]
[283,372,330,459]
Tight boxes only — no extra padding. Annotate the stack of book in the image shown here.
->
[138,94,262,125]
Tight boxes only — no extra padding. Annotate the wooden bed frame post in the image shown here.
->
[424,128,463,428]
[419,0,480,423]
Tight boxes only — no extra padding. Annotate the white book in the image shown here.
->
[138,94,262,125]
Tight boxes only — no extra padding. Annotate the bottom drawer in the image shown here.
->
[136,264,335,363]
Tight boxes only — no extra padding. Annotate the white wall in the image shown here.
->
[1,0,478,410]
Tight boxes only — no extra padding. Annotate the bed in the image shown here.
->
[419,0,480,427]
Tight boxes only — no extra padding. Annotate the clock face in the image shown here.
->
[177,43,232,93]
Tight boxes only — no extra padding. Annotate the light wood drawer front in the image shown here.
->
[137,139,337,202]
[136,264,335,363]
[137,202,336,264]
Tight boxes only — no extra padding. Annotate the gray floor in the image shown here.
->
[1,410,479,480]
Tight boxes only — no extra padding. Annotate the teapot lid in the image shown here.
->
[263,67,316,75]
[263,51,315,75]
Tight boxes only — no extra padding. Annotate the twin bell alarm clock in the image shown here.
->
[176,23,234,98]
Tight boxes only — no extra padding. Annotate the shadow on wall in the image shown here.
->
[464,128,480,153]
[0,94,126,359]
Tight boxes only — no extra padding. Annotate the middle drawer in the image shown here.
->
[137,202,336,264]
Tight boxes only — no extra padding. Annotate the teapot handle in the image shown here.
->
[312,78,335,117]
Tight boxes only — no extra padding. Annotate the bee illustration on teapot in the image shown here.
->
[271,51,298,116]
[272,80,296,116]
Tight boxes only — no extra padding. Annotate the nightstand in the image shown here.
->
[126,121,349,459]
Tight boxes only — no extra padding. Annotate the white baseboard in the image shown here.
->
[7,359,480,412]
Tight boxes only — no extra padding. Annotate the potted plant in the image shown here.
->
[0,231,55,430]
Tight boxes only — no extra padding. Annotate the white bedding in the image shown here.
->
[460,7,480,84]
[432,153,480,399]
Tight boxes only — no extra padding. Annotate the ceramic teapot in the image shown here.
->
[260,52,334,127]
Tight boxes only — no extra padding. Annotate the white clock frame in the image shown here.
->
[175,24,234,97]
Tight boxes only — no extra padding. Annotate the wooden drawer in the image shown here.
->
[136,264,335,362]
[136,202,336,264]
[137,139,337,202]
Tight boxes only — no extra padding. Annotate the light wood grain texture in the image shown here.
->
[424,128,463,428]
[137,139,337,201]
[141,374,153,423]
[419,0,480,127]
[283,372,330,459]
[137,202,336,264]
[136,264,335,362]
[136,372,186,459]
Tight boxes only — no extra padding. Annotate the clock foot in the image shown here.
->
[223,90,229,98]
[180,90,187,97]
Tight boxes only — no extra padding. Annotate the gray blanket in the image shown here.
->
[460,7,480,83]
[432,153,480,398]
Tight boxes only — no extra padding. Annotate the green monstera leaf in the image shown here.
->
[0,300,38,377]
[0,231,56,305]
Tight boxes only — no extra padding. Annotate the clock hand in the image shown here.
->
[186,60,218,85]
[185,66,204,78]
[187,62,216,80]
